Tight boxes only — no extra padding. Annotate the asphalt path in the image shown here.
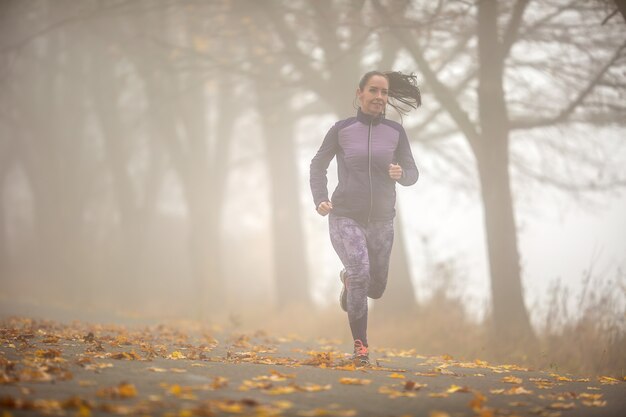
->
[0,318,624,417]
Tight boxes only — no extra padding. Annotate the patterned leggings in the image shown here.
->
[329,214,394,346]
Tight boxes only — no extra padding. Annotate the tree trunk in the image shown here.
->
[477,1,534,346]
[257,91,312,309]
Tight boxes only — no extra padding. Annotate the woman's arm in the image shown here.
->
[394,127,419,186]
[310,123,339,208]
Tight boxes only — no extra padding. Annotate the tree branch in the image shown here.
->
[0,1,179,55]
[371,0,481,147]
[501,0,530,58]
[510,39,626,130]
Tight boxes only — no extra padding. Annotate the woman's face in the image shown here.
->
[357,75,389,116]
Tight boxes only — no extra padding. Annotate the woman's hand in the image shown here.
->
[389,163,403,180]
[316,201,333,216]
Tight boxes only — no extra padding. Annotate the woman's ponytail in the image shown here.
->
[384,71,421,115]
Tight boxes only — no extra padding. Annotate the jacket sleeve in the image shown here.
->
[394,126,419,186]
[310,123,339,208]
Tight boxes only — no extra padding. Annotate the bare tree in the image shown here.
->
[373,0,626,348]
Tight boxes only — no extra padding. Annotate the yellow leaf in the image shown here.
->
[211,376,228,389]
[598,376,620,385]
[579,392,603,400]
[169,351,186,360]
[297,383,332,392]
[501,376,522,384]
[273,401,293,409]
[447,384,469,393]
[117,382,137,398]
[504,386,533,395]
[582,400,607,407]
[388,373,406,379]
[216,401,244,413]
[77,405,91,417]
[339,377,371,385]
[549,402,575,410]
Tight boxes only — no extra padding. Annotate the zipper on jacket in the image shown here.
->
[367,120,373,223]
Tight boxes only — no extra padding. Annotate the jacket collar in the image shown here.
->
[357,108,384,125]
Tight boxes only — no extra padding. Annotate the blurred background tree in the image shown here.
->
[0,1,624,364]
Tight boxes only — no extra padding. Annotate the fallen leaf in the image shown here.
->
[388,373,406,379]
[109,351,142,360]
[35,349,62,359]
[379,386,417,398]
[468,391,487,411]
[447,384,470,393]
[97,382,138,398]
[264,386,298,395]
[549,402,575,410]
[215,401,244,413]
[211,376,228,389]
[579,392,603,401]
[551,374,573,382]
[296,383,332,393]
[582,400,607,407]
[254,370,295,382]
[339,377,371,385]
[598,376,620,385]
[168,351,186,360]
[501,376,523,384]
[504,386,533,395]
[403,380,426,391]
[166,384,196,400]
[414,371,439,377]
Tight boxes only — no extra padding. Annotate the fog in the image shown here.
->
[1,1,625,364]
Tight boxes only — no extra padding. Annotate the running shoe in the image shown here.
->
[339,269,348,312]
[352,339,369,365]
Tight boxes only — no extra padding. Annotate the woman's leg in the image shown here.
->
[366,219,394,299]
[329,215,370,346]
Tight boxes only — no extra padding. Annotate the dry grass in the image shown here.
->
[237,265,625,378]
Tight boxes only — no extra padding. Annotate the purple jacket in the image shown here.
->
[310,109,418,224]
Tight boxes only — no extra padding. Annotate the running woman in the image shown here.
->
[310,70,421,365]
